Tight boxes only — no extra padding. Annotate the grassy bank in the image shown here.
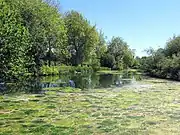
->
[97,68,141,75]
[40,65,119,76]
[40,65,93,76]
[1,78,180,134]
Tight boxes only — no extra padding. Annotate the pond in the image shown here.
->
[0,71,142,94]
[1,72,180,134]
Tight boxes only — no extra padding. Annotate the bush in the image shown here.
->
[99,67,111,71]
[40,66,59,76]
[100,54,115,69]
[74,66,93,73]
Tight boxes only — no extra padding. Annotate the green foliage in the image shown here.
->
[96,30,107,59]
[100,54,116,69]
[0,0,29,79]
[101,36,135,70]
[0,0,68,78]
[132,56,141,69]
[19,0,67,74]
[165,36,180,56]
[99,67,111,71]
[64,11,99,66]
[74,65,93,73]
[0,0,135,79]
[40,66,59,75]
[40,65,93,76]
[140,35,180,80]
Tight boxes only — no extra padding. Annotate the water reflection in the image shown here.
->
[5,77,43,94]
[0,71,142,94]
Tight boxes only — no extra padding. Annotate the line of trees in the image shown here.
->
[138,35,180,80]
[101,37,135,70]
[0,0,136,79]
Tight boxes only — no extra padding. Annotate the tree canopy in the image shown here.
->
[0,0,136,79]
[64,11,99,66]
[139,35,180,80]
[100,37,135,70]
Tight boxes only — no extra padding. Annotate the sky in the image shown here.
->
[60,0,180,57]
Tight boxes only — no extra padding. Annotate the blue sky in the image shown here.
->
[60,0,180,57]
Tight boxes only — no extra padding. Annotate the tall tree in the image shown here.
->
[0,0,29,79]
[64,11,99,66]
[96,30,107,59]
[19,0,67,74]
[108,37,134,69]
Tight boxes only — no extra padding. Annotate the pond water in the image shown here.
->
[2,73,180,134]
[0,71,142,94]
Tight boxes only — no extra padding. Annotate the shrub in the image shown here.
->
[40,66,59,76]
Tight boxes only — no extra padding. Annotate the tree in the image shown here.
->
[64,11,99,66]
[0,0,68,78]
[19,0,67,74]
[0,0,29,79]
[91,30,107,69]
[139,36,180,80]
[107,37,134,69]
[165,35,180,57]
[96,30,107,59]
[100,54,115,68]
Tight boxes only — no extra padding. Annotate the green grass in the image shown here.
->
[97,70,121,74]
[1,78,180,134]
[97,69,139,75]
